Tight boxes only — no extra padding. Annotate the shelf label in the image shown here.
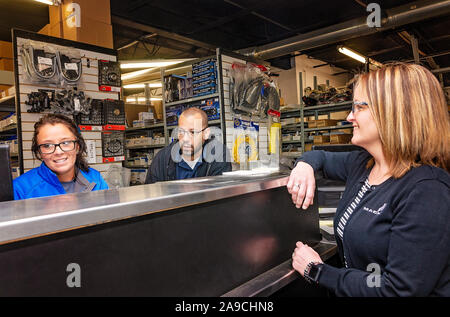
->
[78,125,102,131]
[86,140,96,164]
[38,56,53,66]
[102,156,125,163]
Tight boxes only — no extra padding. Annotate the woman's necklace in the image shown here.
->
[368,165,391,185]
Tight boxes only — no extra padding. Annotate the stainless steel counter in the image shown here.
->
[0,171,335,296]
[0,171,288,245]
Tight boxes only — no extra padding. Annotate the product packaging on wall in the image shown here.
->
[20,40,83,87]
[229,62,280,119]
[13,29,123,176]
[98,60,121,92]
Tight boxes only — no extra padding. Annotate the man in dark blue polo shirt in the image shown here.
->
[145,107,231,184]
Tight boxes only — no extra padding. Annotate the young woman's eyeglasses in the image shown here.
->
[352,101,369,114]
[38,140,77,154]
[178,127,207,137]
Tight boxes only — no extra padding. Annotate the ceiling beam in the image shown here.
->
[223,0,293,32]
[239,0,450,60]
[186,6,254,35]
[111,15,217,52]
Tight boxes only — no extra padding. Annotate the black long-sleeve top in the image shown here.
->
[296,150,450,296]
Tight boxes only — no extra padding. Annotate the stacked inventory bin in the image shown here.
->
[192,58,217,97]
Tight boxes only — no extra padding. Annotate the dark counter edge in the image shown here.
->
[221,240,337,297]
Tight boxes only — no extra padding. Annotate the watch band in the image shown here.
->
[303,261,324,284]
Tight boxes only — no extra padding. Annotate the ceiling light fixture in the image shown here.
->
[35,0,61,5]
[337,46,383,70]
[123,83,162,89]
[120,59,193,69]
[125,96,163,103]
[121,68,155,80]
[338,46,367,64]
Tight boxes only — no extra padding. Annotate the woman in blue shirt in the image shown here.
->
[14,114,108,200]
[288,63,449,296]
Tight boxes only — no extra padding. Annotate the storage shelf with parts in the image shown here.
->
[164,92,220,107]
[160,51,226,145]
[281,101,353,154]
[166,119,221,130]
[305,124,353,132]
[281,101,352,118]
[124,164,149,169]
[282,139,313,144]
[0,95,15,112]
[125,123,165,132]
[126,144,165,150]
[0,124,17,134]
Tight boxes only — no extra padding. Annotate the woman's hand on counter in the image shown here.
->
[292,241,323,276]
[287,161,315,209]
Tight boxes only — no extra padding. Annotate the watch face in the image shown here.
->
[309,265,319,279]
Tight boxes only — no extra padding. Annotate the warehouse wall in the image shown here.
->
[274,63,298,106]
[274,55,351,106]
[295,55,351,101]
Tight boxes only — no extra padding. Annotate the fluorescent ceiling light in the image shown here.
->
[126,97,146,102]
[123,83,162,89]
[338,46,367,64]
[125,96,163,103]
[35,0,60,5]
[121,68,155,80]
[369,58,383,68]
[120,60,186,69]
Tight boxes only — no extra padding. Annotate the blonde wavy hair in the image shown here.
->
[354,63,450,178]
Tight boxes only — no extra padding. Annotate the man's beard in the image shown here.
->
[180,141,202,158]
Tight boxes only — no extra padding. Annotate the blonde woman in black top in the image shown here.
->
[287,63,449,296]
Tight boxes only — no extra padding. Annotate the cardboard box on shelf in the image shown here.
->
[0,85,12,97]
[313,135,330,144]
[125,104,150,127]
[152,101,163,120]
[330,134,352,144]
[308,119,339,128]
[330,110,350,120]
[138,112,154,121]
[77,18,113,49]
[77,0,112,25]
[134,137,153,146]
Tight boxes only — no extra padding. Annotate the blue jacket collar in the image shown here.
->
[37,162,64,188]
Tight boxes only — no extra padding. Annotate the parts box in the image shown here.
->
[199,98,220,121]
[165,104,184,126]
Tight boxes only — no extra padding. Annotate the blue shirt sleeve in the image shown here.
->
[13,181,24,200]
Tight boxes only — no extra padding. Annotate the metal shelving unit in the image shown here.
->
[164,92,220,108]
[126,144,165,150]
[125,123,164,131]
[166,119,221,130]
[0,95,15,112]
[0,95,18,177]
[160,49,226,145]
[124,121,166,170]
[281,100,353,154]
